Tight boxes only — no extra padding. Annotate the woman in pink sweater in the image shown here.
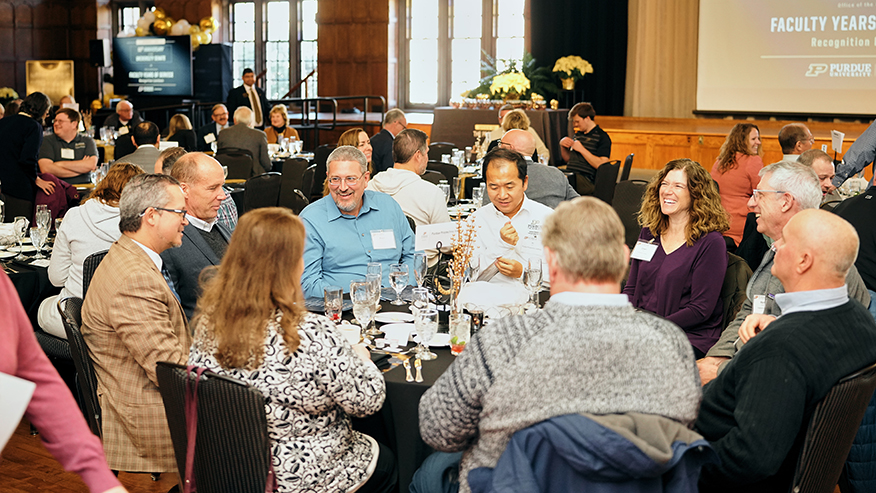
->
[711,123,765,246]
[0,272,126,493]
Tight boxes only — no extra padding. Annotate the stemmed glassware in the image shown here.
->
[29,227,46,260]
[413,253,427,289]
[12,216,29,261]
[523,258,543,306]
[35,205,51,232]
[414,308,439,360]
[364,272,383,337]
[452,177,461,202]
[389,263,409,305]
[351,280,375,340]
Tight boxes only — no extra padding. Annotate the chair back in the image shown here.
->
[215,150,254,180]
[791,361,876,493]
[421,169,444,185]
[611,180,648,250]
[620,153,635,182]
[428,142,456,162]
[156,362,274,493]
[427,160,459,183]
[720,253,752,329]
[244,172,283,213]
[312,144,336,201]
[300,164,316,200]
[593,160,621,204]
[57,297,102,438]
[82,249,109,299]
[821,199,843,212]
[278,158,310,210]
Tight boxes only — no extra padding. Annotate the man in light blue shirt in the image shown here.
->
[300,145,414,298]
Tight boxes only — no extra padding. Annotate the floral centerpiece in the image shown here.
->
[552,55,594,90]
[0,87,19,107]
[464,52,560,103]
[489,72,530,101]
[437,214,477,315]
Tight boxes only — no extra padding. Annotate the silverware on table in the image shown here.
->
[403,358,414,382]
[414,358,424,383]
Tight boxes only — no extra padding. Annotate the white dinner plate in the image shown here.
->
[374,312,415,324]
[413,332,452,347]
[0,251,16,259]
[9,245,37,253]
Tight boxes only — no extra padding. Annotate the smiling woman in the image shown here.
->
[623,159,730,358]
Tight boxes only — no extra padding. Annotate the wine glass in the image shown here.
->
[452,176,461,201]
[364,273,383,337]
[12,216,29,261]
[389,263,409,305]
[29,227,46,260]
[524,258,543,306]
[89,169,100,185]
[414,308,439,361]
[413,253,427,288]
[438,182,451,204]
[351,280,375,341]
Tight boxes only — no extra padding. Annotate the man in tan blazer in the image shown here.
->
[82,173,191,473]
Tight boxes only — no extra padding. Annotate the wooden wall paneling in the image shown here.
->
[0,62,16,89]
[15,4,32,28]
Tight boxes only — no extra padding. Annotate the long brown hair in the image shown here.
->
[715,123,760,174]
[88,161,144,207]
[638,158,730,246]
[194,208,307,369]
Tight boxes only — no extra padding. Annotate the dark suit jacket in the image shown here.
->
[102,112,143,131]
[195,123,225,152]
[226,84,271,128]
[216,124,271,175]
[160,222,231,320]
[0,114,42,202]
[167,129,197,152]
[370,128,394,174]
[115,145,161,174]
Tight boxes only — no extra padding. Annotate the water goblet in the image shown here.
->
[438,182,451,204]
[452,176,461,201]
[29,227,46,260]
[389,263,409,305]
[364,273,383,337]
[36,205,51,232]
[323,286,343,323]
[524,258,543,306]
[12,216,29,261]
[414,308,439,360]
[351,280,375,340]
[413,253,427,288]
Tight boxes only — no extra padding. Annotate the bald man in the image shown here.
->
[694,210,876,493]
[500,129,577,209]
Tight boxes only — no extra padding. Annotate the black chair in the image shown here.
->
[427,160,459,184]
[620,153,635,182]
[82,249,109,299]
[593,160,621,204]
[421,169,444,185]
[405,215,417,234]
[300,164,316,200]
[611,180,648,250]
[720,253,752,329]
[156,362,275,493]
[278,158,310,210]
[244,172,283,213]
[427,142,456,162]
[312,144,336,201]
[790,361,876,493]
[216,148,255,180]
[57,297,102,438]
[285,189,309,214]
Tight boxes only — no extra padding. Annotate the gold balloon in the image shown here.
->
[198,31,211,45]
[153,18,169,35]
[135,27,146,37]
[153,8,166,20]
[190,33,201,50]
[199,17,218,34]
[189,25,201,35]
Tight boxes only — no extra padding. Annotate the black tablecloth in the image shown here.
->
[7,259,58,326]
[430,108,569,167]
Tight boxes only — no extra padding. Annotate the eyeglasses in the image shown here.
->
[140,206,188,218]
[498,140,512,149]
[752,189,787,200]
[328,172,366,187]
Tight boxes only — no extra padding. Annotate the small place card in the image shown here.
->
[415,221,456,251]
[831,130,845,153]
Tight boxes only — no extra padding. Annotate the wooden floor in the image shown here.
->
[1,420,179,493]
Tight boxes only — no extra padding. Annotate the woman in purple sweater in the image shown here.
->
[623,159,730,358]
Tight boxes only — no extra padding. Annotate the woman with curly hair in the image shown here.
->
[188,207,396,493]
[623,158,729,357]
[711,122,764,246]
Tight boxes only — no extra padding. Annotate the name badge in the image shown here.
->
[371,229,397,250]
[118,126,129,135]
[204,132,216,144]
[60,148,75,160]
[631,241,658,261]
[753,295,767,315]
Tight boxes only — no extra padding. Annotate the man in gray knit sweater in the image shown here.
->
[418,197,702,493]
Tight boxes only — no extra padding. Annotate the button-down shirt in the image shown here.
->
[130,237,163,271]
[300,190,415,298]
[775,285,849,317]
[834,118,876,187]
[471,196,553,286]
[185,214,216,233]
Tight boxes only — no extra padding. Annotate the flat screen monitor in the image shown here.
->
[697,0,876,115]
[113,36,193,96]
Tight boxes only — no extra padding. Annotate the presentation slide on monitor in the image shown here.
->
[113,36,192,96]
[697,0,876,115]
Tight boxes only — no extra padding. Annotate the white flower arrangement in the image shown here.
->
[0,87,19,99]
[489,72,530,98]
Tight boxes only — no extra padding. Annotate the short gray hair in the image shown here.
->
[327,145,368,175]
[234,106,253,126]
[383,108,406,126]
[798,148,832,167]
[119,174,181,233]
[760,161,822,211]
